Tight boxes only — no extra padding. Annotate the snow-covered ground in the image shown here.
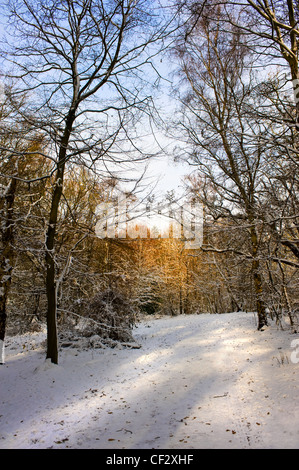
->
[1,311,299,449]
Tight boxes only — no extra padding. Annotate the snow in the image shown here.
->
[1,311,299,449]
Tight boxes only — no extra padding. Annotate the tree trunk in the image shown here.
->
[252,259,268,330]
[45,112,75,364]
[0,273,12,365]
[250,225,268,330]
[0,177,17,364]
[0,299,7,365]
[45,246,59,364]
[179,285,183,314]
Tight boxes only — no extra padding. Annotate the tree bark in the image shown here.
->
[0,177,17,364]
[45,112,75,364]
[250,225,268,330]
[252,259,268,330]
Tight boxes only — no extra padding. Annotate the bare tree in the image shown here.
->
[1,0,176,363]
[239,0,299,132]
[0,86,47,363]
[170,8,273,328]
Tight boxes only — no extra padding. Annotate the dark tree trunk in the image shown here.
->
[45,112,75,364]
[0,177,17,364]
[252,260,268,330]
[250,225,268,330]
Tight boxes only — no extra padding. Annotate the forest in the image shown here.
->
[0,0,298,367]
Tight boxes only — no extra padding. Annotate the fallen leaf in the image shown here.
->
[54,438,69,444]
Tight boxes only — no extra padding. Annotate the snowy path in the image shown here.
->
[1,312,299,449]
